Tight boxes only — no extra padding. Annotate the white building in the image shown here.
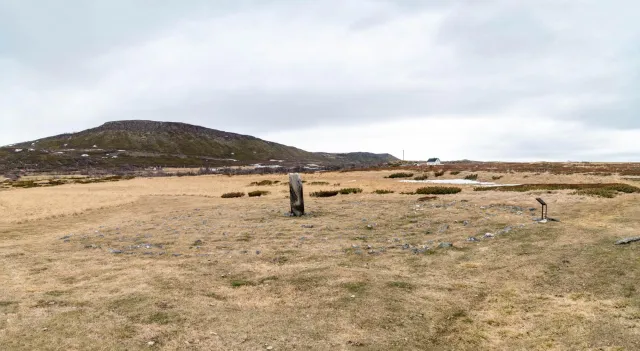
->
[426,158,441,166]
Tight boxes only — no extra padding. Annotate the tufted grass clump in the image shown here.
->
[416,186,462,195]
[450,171,461,175]
[414,175,429,181]
[248,190,270,197]
[386,172,414,179]
[249,180,278,186]
[373,189,394,194]
[308,181,330,185]
[464,174,479,180]
[310,190,339,198]
[221,192,245,198]
[434,170,445,177]
[339,188,363,195]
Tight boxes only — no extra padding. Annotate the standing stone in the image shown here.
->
[289,173,304,216]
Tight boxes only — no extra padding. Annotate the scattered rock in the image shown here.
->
[467,237,480,242]
[438,224,449,233]
[59,235,72,240]
[438,242,453,248]
[108,248,123,254]
[463,220,470,226]
[484,233,495,238]
[256,250,261,255]
[615,237,640,245]
[301,224,314,229]
[147,341,155,346]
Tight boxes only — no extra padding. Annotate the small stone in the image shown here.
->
[463,220,470,226]
[59,235,71,240]
[438,242,453,248]
[467,237,480,242]
[267,347,274,350]
[484,233,495,238]
[615,236,640,245]
[301,224,314,229]
[350,295,356,298]
[438,224,449,233]
[109,248,123,254]
[256,250,261,255]
[42,327,48,331]
[147,341,155,346]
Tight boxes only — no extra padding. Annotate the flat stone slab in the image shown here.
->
[615,237,640,245]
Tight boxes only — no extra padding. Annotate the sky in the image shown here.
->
[1,0,639,161]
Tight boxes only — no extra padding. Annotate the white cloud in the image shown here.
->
[1,0,639,160]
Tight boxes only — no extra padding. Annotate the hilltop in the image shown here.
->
[0,120,398,173]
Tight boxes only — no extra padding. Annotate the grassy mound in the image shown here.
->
[386,172,414,179]
[221,192,245,198]
[416,187,462,195]
[248,190,270,197]
[339,188,363,195]
[310,190,339,198]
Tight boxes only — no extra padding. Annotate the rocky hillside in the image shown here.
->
[1,120,398,173]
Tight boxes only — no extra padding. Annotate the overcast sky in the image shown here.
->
[1,0,639,161]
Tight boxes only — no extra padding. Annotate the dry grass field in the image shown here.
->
[1,170,640,350]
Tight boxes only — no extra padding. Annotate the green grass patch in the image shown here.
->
[386,281,416,290]
[416,186,462,195]
[230,279,256,288]
[341,281,368,293]
[310,190,339,197]
[221,192,245,198]
[339,187,363,194]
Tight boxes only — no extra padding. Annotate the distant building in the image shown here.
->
[426,158,441,166]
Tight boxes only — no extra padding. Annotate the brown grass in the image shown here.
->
[1,169,640,350]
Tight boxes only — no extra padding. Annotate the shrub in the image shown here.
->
[434,170,445,177]
[492,175,503,180]
[415,186,462,195]
[418,196,438,201]
[221,192,245,198]
[414,175,429,181]
[310,190,339,197]
[308,181,330,185]
[464,174,478,180]
[12,180,39,188]
[386,172,414,179]
[248,190,270,197]
[450,171,461,175]
[400,191,416,195]
[339,188,363,195]
[373,189,394,194]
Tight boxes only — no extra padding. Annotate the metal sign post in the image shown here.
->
[536,198,547,220]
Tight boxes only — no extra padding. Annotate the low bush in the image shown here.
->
[386,172,414,179]
[434,170,445,177]
[492,175,503,180]
[248,190,270,197]
[400,192,416,195]
[414,175,429,181]
[418,196,438,201]
[339,187,363,195]
[221,192,245,198]
[12,180,39,188]
[450,171,461,175]
[308,181,330,185]
[373,189,394,194]
[310,190,339,197]
[416,186,462,195]
[464,174,478,180]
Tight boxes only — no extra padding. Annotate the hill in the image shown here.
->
[0,120,398,173]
